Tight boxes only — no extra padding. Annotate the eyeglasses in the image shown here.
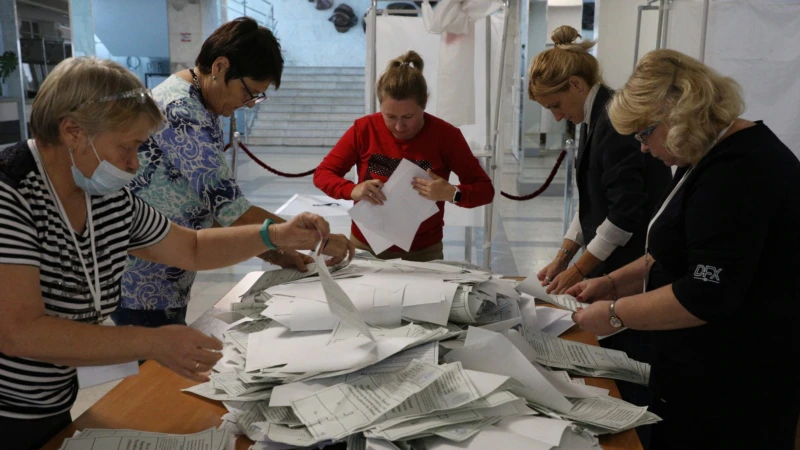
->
[240,78,268,105]
[72,88,152,112]
[634,122,659,144]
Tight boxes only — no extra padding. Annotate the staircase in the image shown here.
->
[246,66,366,149]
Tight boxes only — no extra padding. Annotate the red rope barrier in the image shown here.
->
[224,141,567,199]
[500,149,567,201]
[226,142,316,178]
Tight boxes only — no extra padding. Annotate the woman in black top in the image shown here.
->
[569,49,800,450]
[529,26,672,295]
[528,26,671,419]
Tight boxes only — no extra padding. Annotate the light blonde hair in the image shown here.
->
[608,49,744,165]
[376,51,428,107]
[30,57,163,146]
[528,25,602,100]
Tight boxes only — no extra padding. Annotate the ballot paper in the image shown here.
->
[56,427,229,450]
[315,241,375,341]
[523,327,651,386]
[348,159,439,253]
[516,276,589,312]
[183,378,273,402]
[199,260,659,450]
[366,400,534,441]
[444,328,573,413]
[421,425,555,450]
[535,306,575,336]
[493,415,574,448]
[291,360,449,441]
[242,265,321,300]
[563,395,649,432]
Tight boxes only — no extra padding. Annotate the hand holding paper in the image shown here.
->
[412,169,457,202]
[349,159,439,253]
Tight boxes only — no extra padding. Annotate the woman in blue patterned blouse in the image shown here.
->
[115,17,355,327]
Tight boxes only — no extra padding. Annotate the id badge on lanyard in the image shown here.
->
[29,140,103,320]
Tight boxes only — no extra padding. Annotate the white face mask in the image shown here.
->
[70,140,136,196]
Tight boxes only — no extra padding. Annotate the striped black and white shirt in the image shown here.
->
[0,141,171,419]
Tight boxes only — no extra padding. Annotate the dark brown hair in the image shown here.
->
[196,17,284,88]
[376,51,428,107]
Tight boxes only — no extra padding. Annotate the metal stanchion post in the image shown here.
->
[230,114,239,181]
[562,139,576,237]
[232,132,240,181]
[465,227,472,263]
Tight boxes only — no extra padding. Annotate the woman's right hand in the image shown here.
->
[150,325,223,382]
[351,180,386,205]
[537,258,569,286]
[566,276,614,303]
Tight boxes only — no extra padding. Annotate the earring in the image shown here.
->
[212,75,217,81]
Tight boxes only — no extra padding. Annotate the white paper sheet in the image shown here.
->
[314,242,375,341]
[516,276,589,312]
[444,328,573,413]
[269,376,346,407]
[77,361,139,390]
[291,360,447,441]
[245,322,331,372]
[536,306,576,336]
[422,425,553,450]
[275,194,354,217]
[348,159,439,252]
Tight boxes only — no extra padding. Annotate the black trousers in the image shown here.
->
[649,391,798,450]
[0,411,72,450]
[599,328,654,449]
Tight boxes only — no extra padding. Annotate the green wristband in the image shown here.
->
[260,219,278,250]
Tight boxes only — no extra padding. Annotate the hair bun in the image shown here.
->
[551,25,581,46]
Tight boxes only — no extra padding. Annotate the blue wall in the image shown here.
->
[93,0,169,58]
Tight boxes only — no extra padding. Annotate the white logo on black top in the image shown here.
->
[693,265,722,283]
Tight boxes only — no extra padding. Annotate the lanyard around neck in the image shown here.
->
[642,122,734,293]
[28,140,103,316]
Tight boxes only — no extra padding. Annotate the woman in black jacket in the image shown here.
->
[570,48,799,450]
[527,26,671,413]
[529,25,672,295]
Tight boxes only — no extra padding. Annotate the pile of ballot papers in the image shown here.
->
[186,256,659,449]
[54,427,230,450]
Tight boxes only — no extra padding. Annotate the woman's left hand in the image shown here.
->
[412,170,456,202]
[571,300,619,336]
[260,250,314,272]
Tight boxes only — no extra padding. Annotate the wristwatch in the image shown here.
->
[452,187,462,203]
[609,300,625,328]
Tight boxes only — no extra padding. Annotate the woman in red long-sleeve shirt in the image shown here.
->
[314,51,494,262]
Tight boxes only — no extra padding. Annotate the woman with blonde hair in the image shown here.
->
[314,50,494,261]
[528,26,671,417]
[0,57,346,449]
[569,49,799,449]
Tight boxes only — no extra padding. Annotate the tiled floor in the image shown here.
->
[70,144,570,418]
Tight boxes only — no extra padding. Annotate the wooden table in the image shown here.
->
[43,274,643,450]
